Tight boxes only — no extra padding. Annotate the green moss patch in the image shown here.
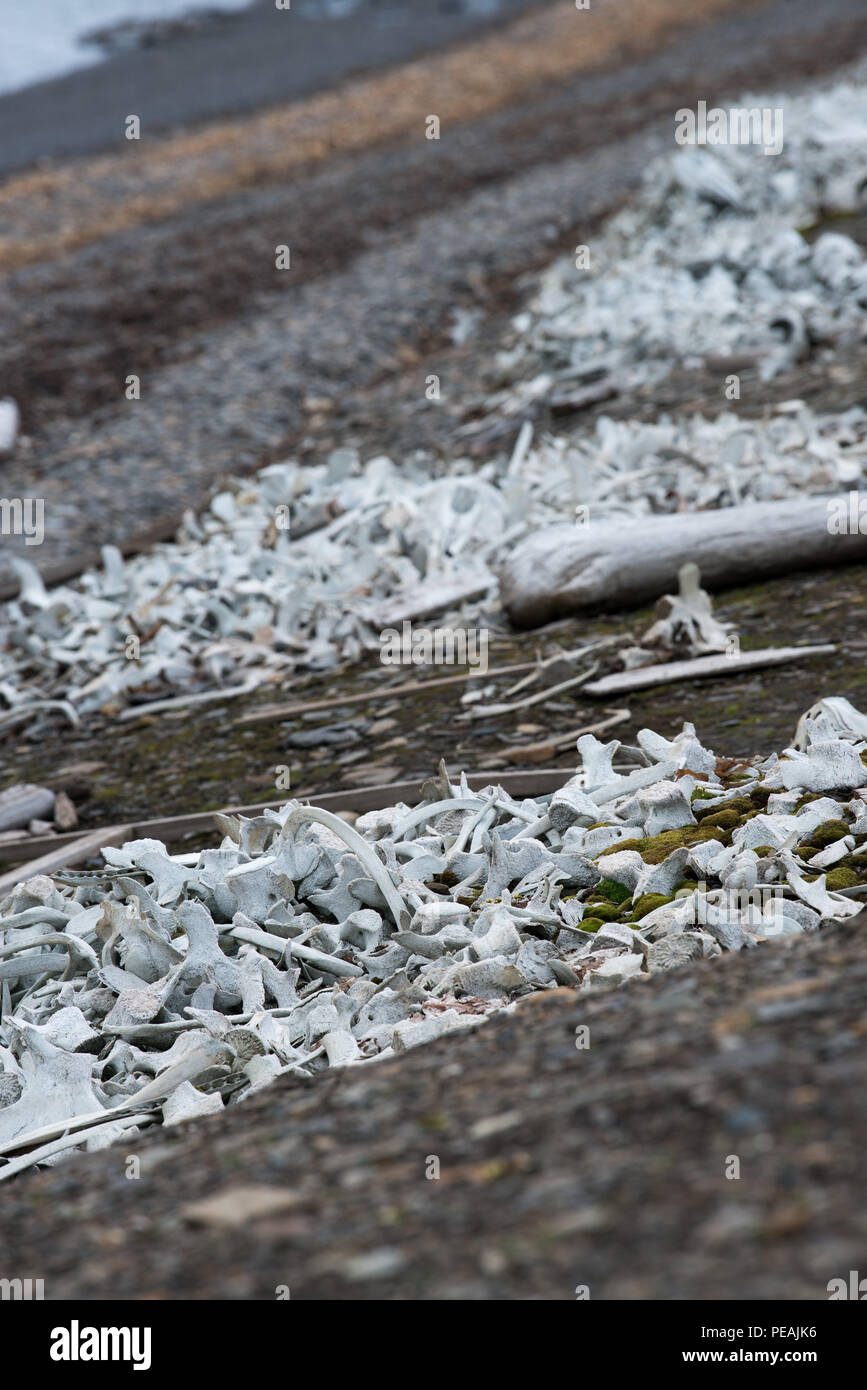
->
[581,899,621,922]
[694,796,754,822]
[826,867,860,890]
[809,819,851,848]
[597,820,734,864]
[632,892,673,919]
[593,878,633,905]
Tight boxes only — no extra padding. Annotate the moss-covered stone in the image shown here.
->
[690,786,716,803]
[597,837,646,857]
[694,796,753,822]
[597,820,733,864]
[809,819,851,848]
[825,867,860,890]
[692,822,734,848]
[752,845,775,858]
[750,786,772,807]
[593,878,633,905]
[632,892,672,919]
[580,917,604,933]
[582,899,621,922]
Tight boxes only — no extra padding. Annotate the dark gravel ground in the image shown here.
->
[3,909,865,1300]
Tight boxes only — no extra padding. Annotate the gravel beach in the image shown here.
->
[3,0,867,1309]
[3,908,866,1300]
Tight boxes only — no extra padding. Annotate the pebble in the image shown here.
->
[646,935,705,974]
[0,398,19,456]
[183,1184,301,1228]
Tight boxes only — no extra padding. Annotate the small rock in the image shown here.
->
[0,397,19,455]
[646,935,705,973]
[593,922,639,952]
[0,783,55,832]
[183,1183,300,1227]
[52,790,78,831]
[343,1247,406,1281]
[587,952,645,986]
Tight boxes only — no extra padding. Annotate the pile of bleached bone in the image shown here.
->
[2,403,866,731]
[4,60,867,729]
[482,61,867,419]
[4,63,867,730]
[1,698,866,1179]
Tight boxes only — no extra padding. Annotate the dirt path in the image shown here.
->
[3,908,865,1300]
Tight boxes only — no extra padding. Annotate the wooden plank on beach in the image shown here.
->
[0,825,134,895]
[0,770,577,874]
[582,645,836,697]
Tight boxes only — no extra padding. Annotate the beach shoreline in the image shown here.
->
[0,0,539,178]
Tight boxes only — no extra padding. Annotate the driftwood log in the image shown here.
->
[0,784,55,833]
[499,497,867,628]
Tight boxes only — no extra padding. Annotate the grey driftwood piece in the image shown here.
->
[0,785,55,833]
[499,497,867,628]
[583,646,836,697]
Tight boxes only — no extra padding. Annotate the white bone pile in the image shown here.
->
[2,402,866,731]
[505,403,867,521]
[492,61,867,404]
[4,62,867,728]
[1,700,865,1177]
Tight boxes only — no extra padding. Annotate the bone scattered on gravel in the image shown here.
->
[481,66,867,416]
[5,63,867,730]
[1,698,865,1179]
[2,400,865,733]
